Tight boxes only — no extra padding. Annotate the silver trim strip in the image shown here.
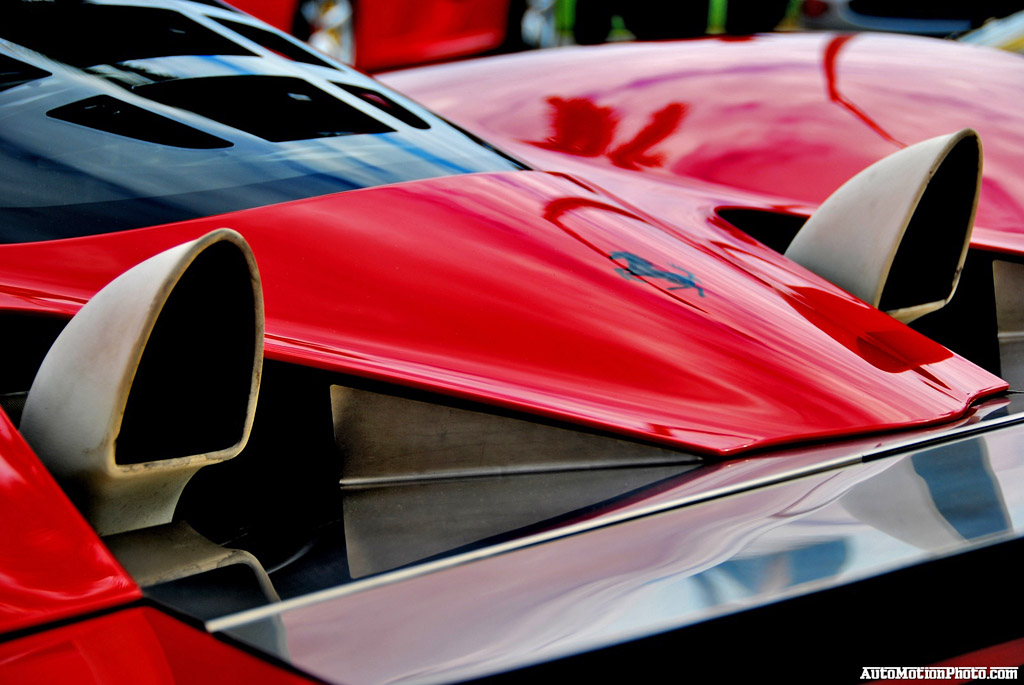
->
[207,408,1024,632]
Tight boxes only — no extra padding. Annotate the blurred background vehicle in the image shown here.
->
[230,0,1024,74]
[231,0,805,71]
[571,0,794,44]
[232,0,559,71]
[960,8,1024,52]
[798,0,1024,35]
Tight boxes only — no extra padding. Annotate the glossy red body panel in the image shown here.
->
[382,33,1024,252]
[231,0,511,72]
[0,172,1003,456]
[354,0,510,72]
[0,410,138,635]
[0,607,314,683]
[933,637,1024,673]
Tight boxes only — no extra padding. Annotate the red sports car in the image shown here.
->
[1,1,1023,682]
[228,0,548,72]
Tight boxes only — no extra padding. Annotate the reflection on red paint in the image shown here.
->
[532,96,618,157]
[823,34,904,146]
[0,173,1003,457]
[386,34,1024,245]
[543,196,647,241]
[782,286,952,374]
[532,97,688,170]
[0,409,138,635]
[609,103,688,170]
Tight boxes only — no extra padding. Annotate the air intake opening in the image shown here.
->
[134,75,394,142]
[878,135,980,312]
[48,95,232,149]
[116,242,257,464]
[716,208,808,253]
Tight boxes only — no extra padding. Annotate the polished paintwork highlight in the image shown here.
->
[0,409,138,635]
[0,607,314,684]
[382,33,1024,253]
[0,172,1004,456]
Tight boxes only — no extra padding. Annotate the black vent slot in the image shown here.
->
[0,5,256,68]
[214,18,335,69]
[135,76,394,142]
[335,83,430,129]
[717,208,808,253]
[48,95,232,149]
[0,54,50,94]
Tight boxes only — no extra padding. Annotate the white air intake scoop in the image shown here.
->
[785,129,982,323]
[20,229,263,536]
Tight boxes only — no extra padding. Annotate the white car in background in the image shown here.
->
[799,0,1024,35]
[960,9,1024,52]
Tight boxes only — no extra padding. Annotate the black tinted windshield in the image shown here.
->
[0,1,526,243]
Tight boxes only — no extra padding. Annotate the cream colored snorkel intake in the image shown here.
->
[20,229,263,536]
[785,129,982,323]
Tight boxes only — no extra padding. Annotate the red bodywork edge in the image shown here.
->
[0,172,1006,458]
[0,409,138,636]
[0,607,316,683]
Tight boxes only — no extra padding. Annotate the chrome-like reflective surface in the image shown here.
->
[216,407,1024,683]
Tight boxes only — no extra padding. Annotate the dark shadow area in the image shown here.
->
[116,242,257,464]
[716,208,808,253]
